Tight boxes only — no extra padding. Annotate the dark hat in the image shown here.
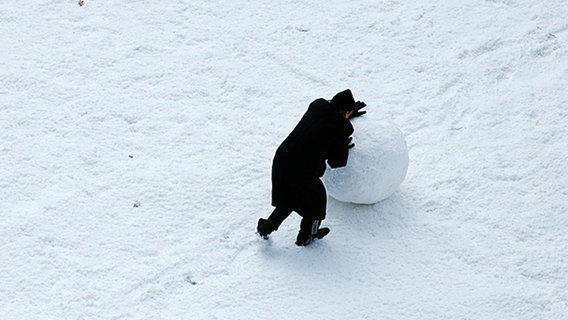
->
[331,89,356,111]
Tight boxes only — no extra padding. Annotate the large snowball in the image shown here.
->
[323,117,409,204]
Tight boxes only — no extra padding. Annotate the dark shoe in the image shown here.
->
[295,228,330,246]
[295,232,313,246]
[313,227,330,240]
[257,218,272,239]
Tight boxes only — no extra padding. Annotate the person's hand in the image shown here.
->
[349,101,367,119]
[347,137,355,149]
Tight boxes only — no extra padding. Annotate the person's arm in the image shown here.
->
[327,136,355,168]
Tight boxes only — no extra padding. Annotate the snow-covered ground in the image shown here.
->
[1,0,567,319]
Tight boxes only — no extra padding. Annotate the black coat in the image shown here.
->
[271,98,354,219]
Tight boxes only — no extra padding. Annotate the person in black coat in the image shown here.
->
[257,89,367,246]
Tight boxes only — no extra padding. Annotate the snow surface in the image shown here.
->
[323,117,409,204]
[1,0,567,319]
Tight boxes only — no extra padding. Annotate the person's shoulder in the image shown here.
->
[311,98,329,104]
[309,98,330,108]
[306,98,333,116]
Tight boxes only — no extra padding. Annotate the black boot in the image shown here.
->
[313,227,330,240]
[295,227,330,246]
[257,218,273,239]
[295,231,313,246]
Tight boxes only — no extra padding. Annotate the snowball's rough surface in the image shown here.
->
[323,117,409,204]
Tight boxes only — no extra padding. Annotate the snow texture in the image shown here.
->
[1,0,568,319]
[323,116,409,204]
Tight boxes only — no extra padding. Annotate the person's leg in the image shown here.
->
[294,178,328,246]
[295,218,321,246]
[257,206,293,237]
[266,206,293,231]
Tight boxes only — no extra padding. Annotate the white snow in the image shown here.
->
[323,117,409,204]
[1,0,567,319]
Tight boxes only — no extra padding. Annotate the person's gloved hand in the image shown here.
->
[347,137,355,149]
[349,101,367,119]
